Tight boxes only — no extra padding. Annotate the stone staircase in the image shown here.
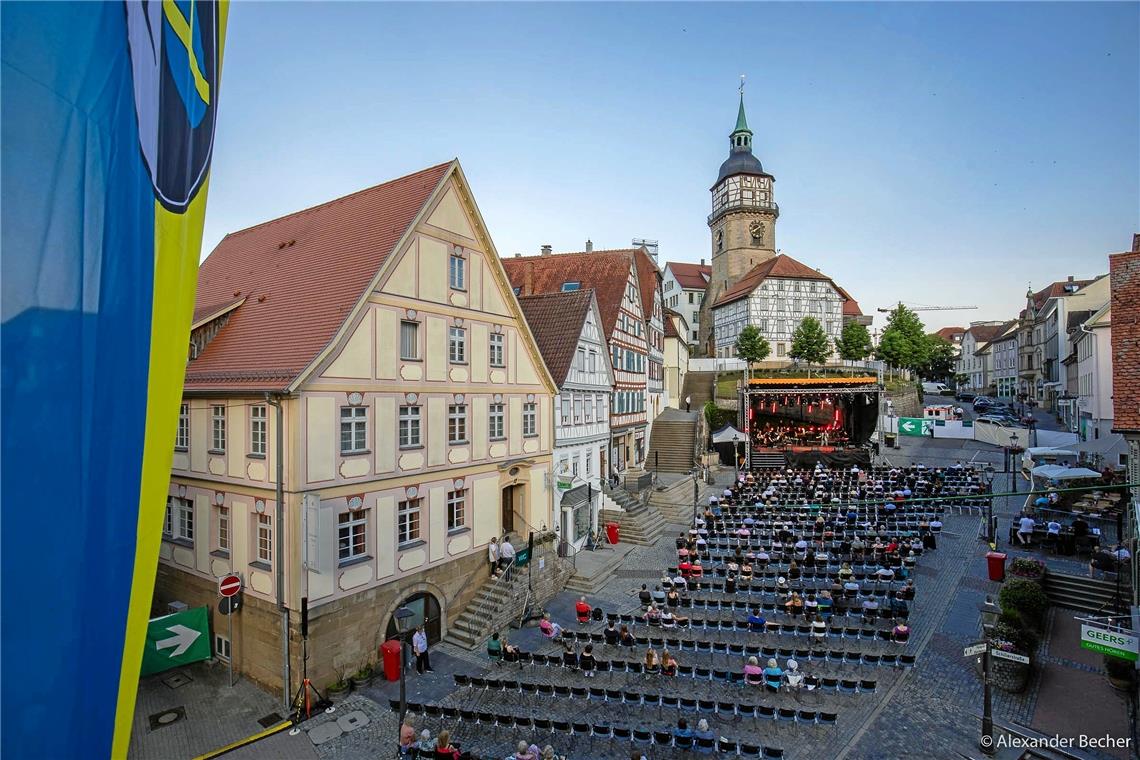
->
[682,371,716,412]
[444,540,574,650]
[1042,571,1131,615]
[750,448,787,470]
[599,503,666,547]
[646,408,699,473]
[564,543,634,595]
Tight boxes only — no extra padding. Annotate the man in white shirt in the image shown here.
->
[1017,515,1036,545]
[412,626,432,674]
[499,536,516,576]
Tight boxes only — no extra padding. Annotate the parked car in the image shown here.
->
[973,397,995,410]
[955,390,976,402]
[974,415,1014,428]
[922,382,949,395]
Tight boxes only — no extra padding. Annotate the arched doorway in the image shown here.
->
[385,591,443,645]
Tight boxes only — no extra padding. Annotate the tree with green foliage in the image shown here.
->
[874,304,929,372]
[789,317,831,369]
[918,334,957,382]
[734,325,770,381]
[834,321,873,361]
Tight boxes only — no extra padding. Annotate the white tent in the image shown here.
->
[1030,464,1101,480]
[1026,446,1076,457]
[711,425,746,444]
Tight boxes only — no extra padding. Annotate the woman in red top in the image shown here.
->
[678,559,692,577]
[690,560,704,579]
[575,596,592,624]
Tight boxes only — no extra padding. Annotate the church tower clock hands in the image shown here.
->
[697,84,779,355]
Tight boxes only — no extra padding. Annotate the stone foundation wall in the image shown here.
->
[886,384,922,419]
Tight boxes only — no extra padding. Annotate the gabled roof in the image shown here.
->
[712,254,855,313]
[1029,279,1096,312]
[185,162,452,391]
[501,249,641,341]
[632,247,661,325]
[666,262,711,290]
[516,289,600,387]
[933,326,966,342]
[663,309,687,339]
[967,321,1016,350]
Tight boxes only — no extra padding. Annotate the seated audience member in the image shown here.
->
[785,659,804,689]
[434,730,460,760]
[417,730,436,755]
[604,621,620,646]
[514,741,537,760]
[645,604,662,626]
[1114,544,1132,562]
[652,585,668,604]
[762,658,784,689]
[674,718,693,740]
[892,621,911,643]
[575,596,592,624]
[539,613,562,640]
[1046,520,1061,536]
[725,573,737,594]
[694,718,715,745]
[690,560,704,579]
[487,632,504,663]
[743,656,764,684]
[579,644,597,677]
[748,608,766,631]
[561,642,578,669]
[619,625,635,647]
[644,647,660,671]
[1016,514,1036,546]
[661,650,678,676]
[666,588,681,608]
[638,584,652,607]
[838,562,854,580]
[817,590,834,619]
[810,613,827,639]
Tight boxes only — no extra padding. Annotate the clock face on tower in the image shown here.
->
[749,220,765,243]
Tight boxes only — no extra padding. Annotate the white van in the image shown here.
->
[922,382,949,395]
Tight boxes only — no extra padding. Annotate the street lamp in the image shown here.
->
[393,606,414,726]
[691,467,700,526]
[983,465,996,546]
[1009,433,1019,495]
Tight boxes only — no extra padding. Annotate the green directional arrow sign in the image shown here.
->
[898,417,931,436]
[141,606,212,676]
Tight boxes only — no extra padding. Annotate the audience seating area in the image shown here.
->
[389,463,967,758]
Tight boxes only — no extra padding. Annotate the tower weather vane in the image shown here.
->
[740,74,746,95]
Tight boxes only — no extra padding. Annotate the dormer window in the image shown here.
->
[561,281,581,292]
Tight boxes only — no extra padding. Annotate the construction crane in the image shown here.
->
[876,302,978,313]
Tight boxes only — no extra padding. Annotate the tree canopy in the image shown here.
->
[918,334,957,381]
[734,325,771,379]
[789,317,831,366]
[874,304,929,371]
[835,321,873,361]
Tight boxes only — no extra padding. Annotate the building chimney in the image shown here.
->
[585,239,593,253]
[1067,275,1074,282]
[1132,233,1140,252]
[700,258,705,266]
[523,265,533,296]
[540,244,552,256]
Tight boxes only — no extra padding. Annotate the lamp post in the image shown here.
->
[394,606,414,726]
[1009,433,1019,496]
[983,465,996,546]
[733,434,740,481]
[691,468,700,526]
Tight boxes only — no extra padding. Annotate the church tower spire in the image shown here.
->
[696,85,780,355]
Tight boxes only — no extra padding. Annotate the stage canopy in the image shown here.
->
[712,424,746,444]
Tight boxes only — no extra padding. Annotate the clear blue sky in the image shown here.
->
[203,2,1139,332]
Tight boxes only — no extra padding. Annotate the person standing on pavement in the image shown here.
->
[488,536,500,577]
[685,394,691,412]
[412,626,432,674]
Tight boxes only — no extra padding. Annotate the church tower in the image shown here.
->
[698,92,778,354]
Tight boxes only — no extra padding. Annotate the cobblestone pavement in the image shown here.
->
[132,431,1132,759]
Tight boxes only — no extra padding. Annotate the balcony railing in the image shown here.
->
[708,199,780,224]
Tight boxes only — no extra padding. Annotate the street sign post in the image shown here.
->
[991,649,1030,665]
[963,640,995,755]
[141,607,211,676]
[1081,624,1139,662]
[219,573,242,598]
[964,643,987,657]
[899,417,933,437]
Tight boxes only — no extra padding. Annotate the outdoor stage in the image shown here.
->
[739,376,882,469]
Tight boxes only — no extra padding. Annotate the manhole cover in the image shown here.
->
[147,707,185,731]
[258,712,283,729]
[162,673,192,689]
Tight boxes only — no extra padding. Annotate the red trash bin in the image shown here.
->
[985,551,1007,582]
[605,522,620,545]
[380,639,402,682]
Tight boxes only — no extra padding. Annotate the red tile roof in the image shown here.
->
[185,161,452,391]
[711,254,859,317]
[667,262,711,290]
[933,326,966,342]
[501,249,641,341]
[516,289,596,387]
[966,321,1015,347]
[1110,250,1140,432]
[663,309,683,339]
[1029,279,1095,312]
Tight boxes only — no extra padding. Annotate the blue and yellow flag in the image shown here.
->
[1,2,227,757]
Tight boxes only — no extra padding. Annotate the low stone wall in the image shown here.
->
[885,384,922,419]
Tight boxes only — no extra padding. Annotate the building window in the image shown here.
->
[400,321,419,360]
[449,327,466,363]
[523,402,537,437]
[449,254,466,290]
[489,403,505,440]
[399,405,421,448]
[340,406,368,455]
[176,403,189,450]
[560,396,571,424]
[398,499,421,545]
[217,506,230,552]
[211,405,226,452]
[447,489,466,530]
[250,405,267,456]
[597,395,606,421]
[214,634,231,662]
[777,343,786,357]
[256,514,273,564]
[338,509,368,563]
[584,451,593,477]
[489,333,505,367]
[584,395,594,423]
[573,396,583,424]
[448,404,467,444]
[166,496,193,542]
[163,497,174,536]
